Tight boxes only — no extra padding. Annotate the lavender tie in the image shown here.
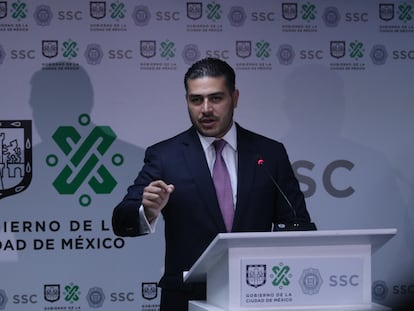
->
[212,139,234,232]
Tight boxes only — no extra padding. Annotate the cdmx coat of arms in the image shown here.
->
[0,120,32,200]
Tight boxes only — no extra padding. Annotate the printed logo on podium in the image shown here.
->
[272,264,291,288]
[0,120,32,200]
[299,268,323,295]
[246,264,267,288]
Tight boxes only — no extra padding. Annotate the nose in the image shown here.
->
[201,98,213,113]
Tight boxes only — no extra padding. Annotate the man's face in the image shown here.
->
[186,76,239,138]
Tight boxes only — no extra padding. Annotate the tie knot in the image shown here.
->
[213,139,226,155]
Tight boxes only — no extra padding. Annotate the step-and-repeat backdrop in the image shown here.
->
[1,0,413,310]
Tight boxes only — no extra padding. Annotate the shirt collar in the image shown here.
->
[197,122,237,152]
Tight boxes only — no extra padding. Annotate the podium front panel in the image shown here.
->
[185,230,396,311]
[229,244,371,309]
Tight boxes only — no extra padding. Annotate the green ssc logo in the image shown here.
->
[398,3,413,23]
[64,283,80,304]
[11,0,27,20]
[62,39,78,59]
[47,114,123,206]
[349,40,364,60]
[301,2,317,22]
[160,40,175,59]
[206,2,221,21]
[110,1,126,20]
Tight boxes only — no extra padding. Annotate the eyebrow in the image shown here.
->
[188,91,226,98]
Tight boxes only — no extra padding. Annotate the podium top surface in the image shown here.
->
[184,228,397,283]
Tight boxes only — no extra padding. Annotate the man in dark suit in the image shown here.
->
[112,57,315,310]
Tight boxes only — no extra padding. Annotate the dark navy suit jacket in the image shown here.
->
[112,123,312,290]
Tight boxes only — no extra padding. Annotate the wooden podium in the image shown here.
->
[184,229,396,311]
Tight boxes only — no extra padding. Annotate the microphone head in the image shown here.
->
[256,155,265,166]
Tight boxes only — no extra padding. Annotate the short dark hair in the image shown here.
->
[184,57,236,95]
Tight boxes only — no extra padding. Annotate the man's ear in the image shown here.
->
[232,89,240,108]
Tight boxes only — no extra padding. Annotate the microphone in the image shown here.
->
[257,156,316,231]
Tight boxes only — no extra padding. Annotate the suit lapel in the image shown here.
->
[181,128,227,232]
[232,125,258,230]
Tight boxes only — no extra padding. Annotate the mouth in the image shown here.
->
[199,117,217,128]
[199,117,218,126]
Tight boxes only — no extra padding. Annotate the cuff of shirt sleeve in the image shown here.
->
[138,204,158,233]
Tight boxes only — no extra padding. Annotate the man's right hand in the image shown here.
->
[142,180,175,223]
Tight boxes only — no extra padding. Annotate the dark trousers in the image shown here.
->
[160,283,206,311]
